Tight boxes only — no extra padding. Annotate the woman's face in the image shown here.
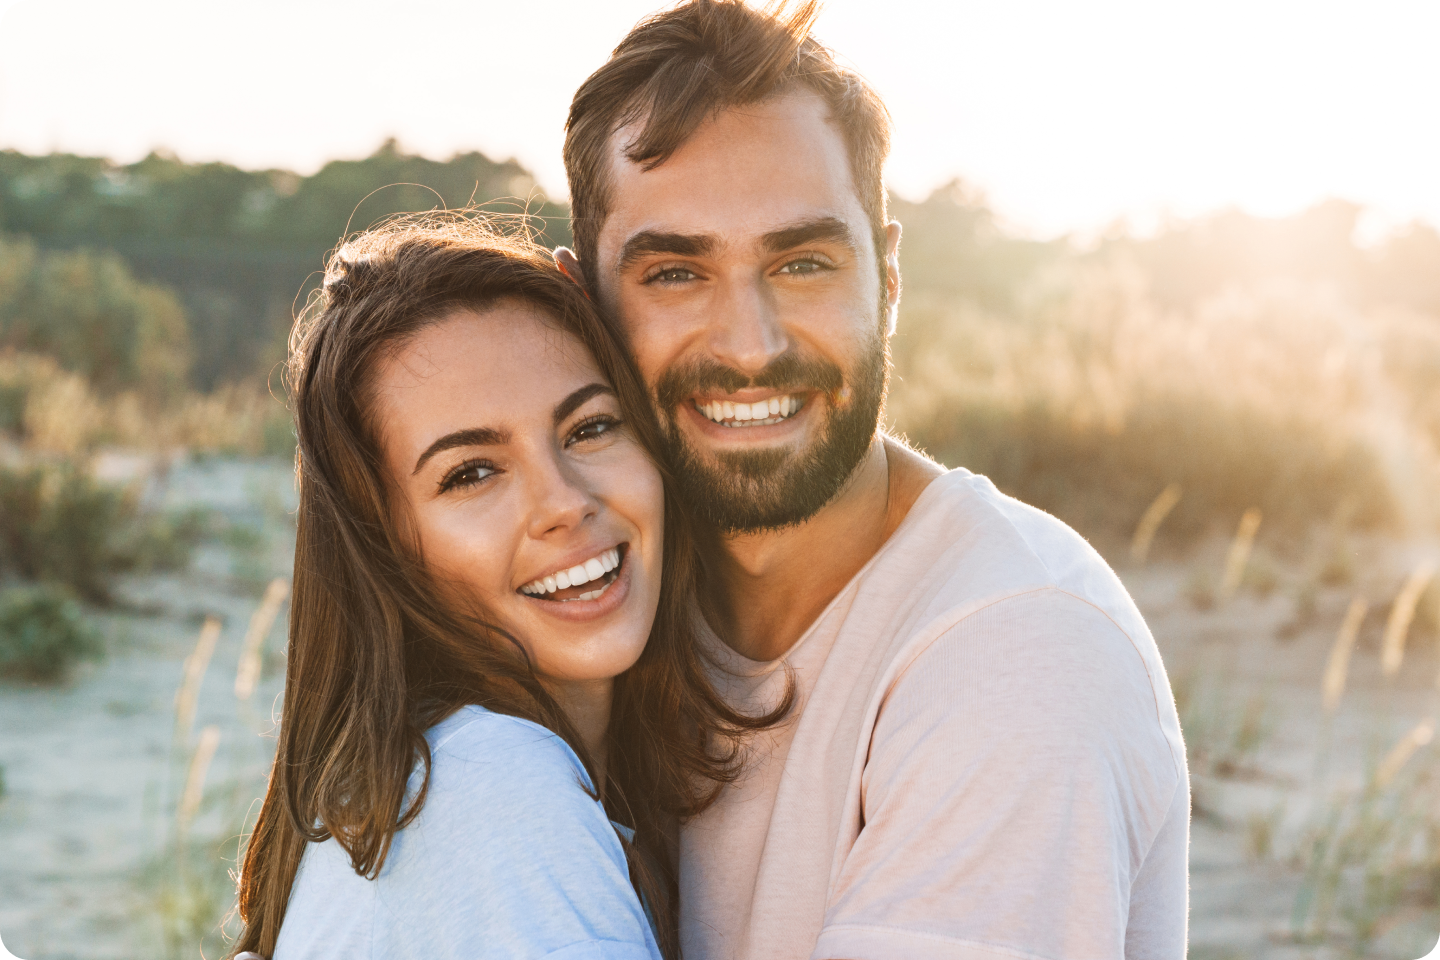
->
[372,299,665,687]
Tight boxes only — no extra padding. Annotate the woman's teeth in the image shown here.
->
[695,394,801,427]
[519,547,621,598]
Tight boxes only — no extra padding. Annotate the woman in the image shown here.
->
[230,216,786,960]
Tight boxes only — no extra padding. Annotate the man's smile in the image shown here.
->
[692,392,807,428]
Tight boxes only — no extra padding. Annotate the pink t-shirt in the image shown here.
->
[680,470,1189,960]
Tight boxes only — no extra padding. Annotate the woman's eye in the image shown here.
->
[569,415,621,445]
[438,461,496,493]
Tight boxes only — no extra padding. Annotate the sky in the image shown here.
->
[1,0,1438,240]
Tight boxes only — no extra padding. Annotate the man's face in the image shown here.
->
[592,91,900,533]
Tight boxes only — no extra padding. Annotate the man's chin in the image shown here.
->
[665,428,871,534]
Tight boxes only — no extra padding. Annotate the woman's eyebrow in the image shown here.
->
[410,383,614,475]
[554,383,614,426]
[412,426,510,475]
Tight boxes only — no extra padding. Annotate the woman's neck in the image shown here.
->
[543,677,614,795]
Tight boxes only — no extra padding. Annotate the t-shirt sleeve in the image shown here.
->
[378,711,661,960]
[814,589,1187,960]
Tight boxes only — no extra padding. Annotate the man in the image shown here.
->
[555,2,1189,958]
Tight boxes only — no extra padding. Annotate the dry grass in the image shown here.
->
[148,587,291,960]
[0,349,292,458]
[887,253,1440,548]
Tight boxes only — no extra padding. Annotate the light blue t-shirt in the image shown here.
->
[272,705,662,960]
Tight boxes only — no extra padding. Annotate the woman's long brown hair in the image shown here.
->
[231,215,788,959]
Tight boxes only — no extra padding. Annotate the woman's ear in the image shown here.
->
[553,247,589,292]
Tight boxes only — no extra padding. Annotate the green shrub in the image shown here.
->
[0,583,102,681]
[114,508,208,574]
[0,462,201,600]
[0,463,127,601]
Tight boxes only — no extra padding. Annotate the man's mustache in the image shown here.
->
[655,353,844,410]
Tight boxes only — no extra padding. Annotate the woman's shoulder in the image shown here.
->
[421,704,598,809]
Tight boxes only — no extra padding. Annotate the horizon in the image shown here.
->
[1,0,1438,241]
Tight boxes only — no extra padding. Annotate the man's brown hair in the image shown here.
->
[563,0,892,274]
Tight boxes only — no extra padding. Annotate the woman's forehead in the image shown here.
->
[392,302,600,389]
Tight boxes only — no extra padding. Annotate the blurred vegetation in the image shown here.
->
[2,146,1439,550]
[886,182,1440,547]
[0,236,190,398]
[0,140,570,388]
[0,460,204,604]
[0,582,101,681]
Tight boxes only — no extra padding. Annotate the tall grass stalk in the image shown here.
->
[176,725,221,843]
[1294,717,1439,946]
[1130,483,1182,563]
[1381,561,1437,677]
[1313,597,1370,792]
[1219,508,1263,602]
[1373,718,1433,789]
[1323,598,1370,715]
[234,578,289,702]
[174,616,220,744]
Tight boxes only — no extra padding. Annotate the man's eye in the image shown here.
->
[439,460,496,493]
[646,267,697,284]
[569,415,621,445]
[777,258,828,276]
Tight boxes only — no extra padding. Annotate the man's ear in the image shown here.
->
[553,247,589,293]
[884,221,902,338]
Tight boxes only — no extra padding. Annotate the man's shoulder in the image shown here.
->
[851,469,1184,773]
[852,469,1166,695]
[868,468,1131,617]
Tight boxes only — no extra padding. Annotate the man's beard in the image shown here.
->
[653,337,888,534]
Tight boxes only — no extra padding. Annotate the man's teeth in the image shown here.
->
[520,547,621,597]
[696,394,801,427]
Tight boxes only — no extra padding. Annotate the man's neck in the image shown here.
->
[701,434,944,663]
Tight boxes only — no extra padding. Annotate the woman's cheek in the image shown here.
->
[604,447,665,542]
[417,500,516,614]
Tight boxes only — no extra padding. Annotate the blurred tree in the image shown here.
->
[0,141,569,388]
[0,235,191,400]
[889,180,1063,314]
[1368,223,1440,315]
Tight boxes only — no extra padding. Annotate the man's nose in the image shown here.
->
[707,274,788,377]
[526,454,599,540]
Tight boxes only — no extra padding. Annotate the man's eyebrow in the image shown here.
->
[762,216,857,254]
[617,230,717,272]
[554,382,614,426]
[412,427,509,475]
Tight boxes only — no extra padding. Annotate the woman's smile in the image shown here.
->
[518,542,634,622]
[519,542,624,600]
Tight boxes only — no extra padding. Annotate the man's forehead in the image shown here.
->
[597,91,867,260]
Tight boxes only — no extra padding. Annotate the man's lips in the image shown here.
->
[691,391,807,428]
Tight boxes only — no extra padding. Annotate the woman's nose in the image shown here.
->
[525,455,600,539]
